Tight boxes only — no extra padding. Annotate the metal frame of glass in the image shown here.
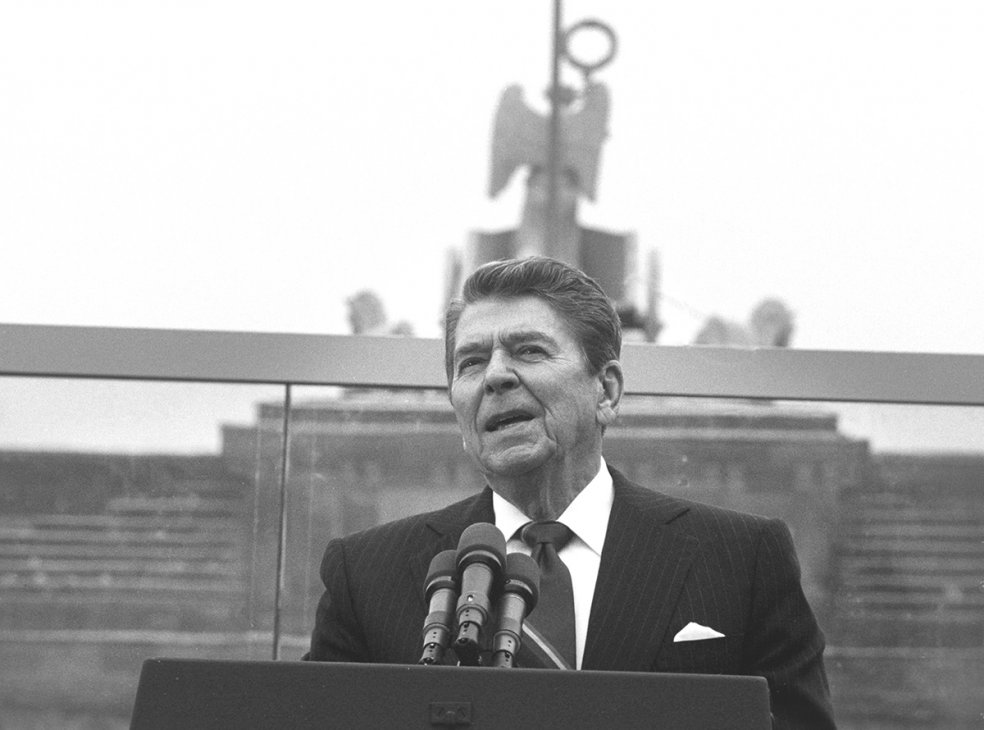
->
[1,322,980,403]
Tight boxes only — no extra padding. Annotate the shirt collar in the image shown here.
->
[492,457,614,556]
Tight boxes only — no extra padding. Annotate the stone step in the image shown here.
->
[836,575,983,593]
[106,496,245,515]
[837,555,982,574]
[0,573,244,594]
[0,513,244,530]
[0,527,241,546]
[847,508,984,523]
[832,591,983,610]
[838,538,983,555]
[842,523,983,538]
[0,558,240,576]
[0,543,242,560]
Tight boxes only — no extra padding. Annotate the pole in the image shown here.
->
[545,0,563,259]
[271,383,292,660]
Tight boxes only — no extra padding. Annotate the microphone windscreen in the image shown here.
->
[504,552,540,606]
[456,522,506,567]
[424,549,458,597]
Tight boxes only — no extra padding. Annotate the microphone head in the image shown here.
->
[503,552,540,608]
[456,522,507,573]
[424,549,458,599]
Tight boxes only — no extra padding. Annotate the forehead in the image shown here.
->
[454,296,576,348]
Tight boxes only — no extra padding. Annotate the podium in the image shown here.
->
[130,658,771,729]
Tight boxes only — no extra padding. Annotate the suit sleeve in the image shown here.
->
[746,518,837,729]
[305,538,371,662]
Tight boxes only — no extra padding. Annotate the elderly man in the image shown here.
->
[307,257,836,728]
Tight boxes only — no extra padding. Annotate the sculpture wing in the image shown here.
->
[489,85,547,198]
[562,81,610,201]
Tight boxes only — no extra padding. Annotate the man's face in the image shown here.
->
[449,295,616,480]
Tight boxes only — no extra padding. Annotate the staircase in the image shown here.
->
[828,456,984,727]
[0,494,248,632]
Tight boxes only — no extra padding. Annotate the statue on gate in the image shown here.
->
[444,18,661,342]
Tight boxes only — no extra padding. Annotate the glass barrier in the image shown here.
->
[0,377,287,729]
[276,386,476,658]
[1,331,982,729]
[276,387,984,729]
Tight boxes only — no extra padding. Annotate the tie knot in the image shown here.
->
[520,521,574,551]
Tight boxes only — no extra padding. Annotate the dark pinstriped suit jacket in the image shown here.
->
[307,466,836,729]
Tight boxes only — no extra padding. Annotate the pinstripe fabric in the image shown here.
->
[307,466,835,729]
[517,622,574,670]
[308,487,495,666]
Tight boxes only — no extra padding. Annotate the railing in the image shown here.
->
[1,322,981,402]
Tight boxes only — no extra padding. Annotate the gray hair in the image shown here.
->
[444,257,622,383]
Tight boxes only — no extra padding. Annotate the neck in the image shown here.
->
[488,455,601,522]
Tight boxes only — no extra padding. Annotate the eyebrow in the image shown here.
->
[503,330,560,349]
[453,330,560,360]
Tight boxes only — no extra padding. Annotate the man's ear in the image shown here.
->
[596,360,624,428]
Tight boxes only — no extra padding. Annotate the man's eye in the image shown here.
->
[457,358,483,373]
[517,345,545,357]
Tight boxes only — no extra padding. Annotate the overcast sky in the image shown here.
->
[2,1,983,353]
[2,2,983,453]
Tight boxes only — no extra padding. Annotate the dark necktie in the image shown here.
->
[520,521,577,669]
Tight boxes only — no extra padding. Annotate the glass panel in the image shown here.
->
[277,386,474,659]
[280,387,984,728]
[0,377,286,728]
[611,397,984,729]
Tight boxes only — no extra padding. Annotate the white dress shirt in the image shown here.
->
[492,457,614,669]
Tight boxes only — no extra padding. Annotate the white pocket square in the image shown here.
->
[673,622,726,642]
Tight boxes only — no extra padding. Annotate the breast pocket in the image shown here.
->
[653,634,744,674]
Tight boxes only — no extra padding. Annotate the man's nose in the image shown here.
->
[483,351,518,394]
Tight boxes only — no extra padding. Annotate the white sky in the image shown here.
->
[1,2,983,454]
[2,1,983,353]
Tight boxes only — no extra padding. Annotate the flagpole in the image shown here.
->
[545,0,563,260]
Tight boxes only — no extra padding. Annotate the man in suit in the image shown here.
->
[307,256,836,728]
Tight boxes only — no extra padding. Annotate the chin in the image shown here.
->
[480,445,554,478]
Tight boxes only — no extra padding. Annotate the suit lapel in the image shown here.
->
[582,469,699,671]
[407,487,495,607]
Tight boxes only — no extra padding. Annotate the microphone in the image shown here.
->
[491,552,540,668]
[453,522,506,666]
[418,550,459,665]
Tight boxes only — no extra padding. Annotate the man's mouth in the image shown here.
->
[485,411,535,432]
